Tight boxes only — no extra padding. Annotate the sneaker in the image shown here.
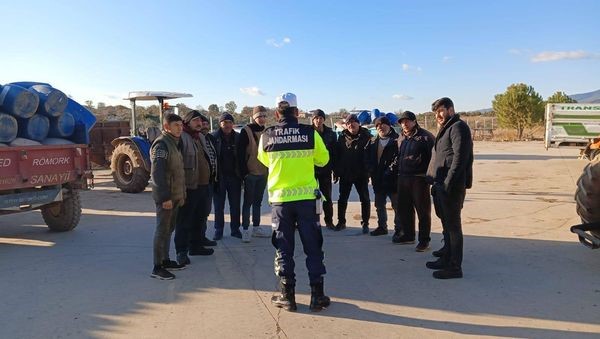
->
[213,229,224,241]
[242,229,251,243]
[361,225,369,234]
[334,223,346,231]
[162,260,186,271]
[392,230,403,243]
[151,266,175,280]
[252,226,272,238]
[416,242,430,252]
[231,229,242,239]
[433,268,463,279]
[370,227,388,236]
[189,246,214,256]
[200,238,218,247]
[177,252,191,265]
[324,221,335,230]
[392,234,415,244]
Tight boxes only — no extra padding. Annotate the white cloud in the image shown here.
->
[402,63,422,72]
[392,94,413,100]
[531,50,600,62]
[442,56,452,63]
[267,37,291,48]
[240,87,265,96]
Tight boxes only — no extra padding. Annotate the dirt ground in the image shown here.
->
[0,141,598,338]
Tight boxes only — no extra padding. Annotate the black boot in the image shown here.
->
[271,281,297,311]
[360,201,371,234]
[309,281,331,312]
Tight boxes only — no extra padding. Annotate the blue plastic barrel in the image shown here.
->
[0,84,39,119]
[64,98,97,133]
[48,111,75,138]
[386,112,398,125]
[31,85,68,117]
[357,110,371,125]
[17,114,50,141]
[42,138,75,145]
[370,108,383,122]
[0,113,18,143]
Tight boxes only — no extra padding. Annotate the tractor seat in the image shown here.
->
[146,127,162,143]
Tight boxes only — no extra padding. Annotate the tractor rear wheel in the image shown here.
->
[575,157,600,239]
[110,143,149,193]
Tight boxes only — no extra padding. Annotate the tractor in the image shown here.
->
[572,137,600,249]
[110,91,192,193]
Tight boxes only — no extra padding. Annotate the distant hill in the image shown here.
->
[569,89,600,103]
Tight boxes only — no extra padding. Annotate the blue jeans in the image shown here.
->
[242,174,267,229]
[213,175,242,233]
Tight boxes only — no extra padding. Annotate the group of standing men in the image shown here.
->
[147,93,473,312]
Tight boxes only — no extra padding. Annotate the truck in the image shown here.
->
[110,91,192,193]
[544,103,600,153]
[0,82,95,231]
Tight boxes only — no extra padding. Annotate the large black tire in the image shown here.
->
[110,142,149,193]
[41,186,82,232]
[575,157,600,239]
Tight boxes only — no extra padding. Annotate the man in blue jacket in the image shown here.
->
[426,98,473,279]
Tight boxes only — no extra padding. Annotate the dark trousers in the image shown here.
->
[174,185,211,254]
[432,185,466,269]
[214,174,242,233]
[397,176,432,243]
[338,176,370,225]
[154,200,181,266]
[271,200,326,285]
[242,174,267,229]
[374,191,400,230]
[316,171,333,224]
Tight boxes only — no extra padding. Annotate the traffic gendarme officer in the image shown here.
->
[257,92,331,312]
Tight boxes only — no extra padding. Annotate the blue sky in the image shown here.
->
[1,0,599,113]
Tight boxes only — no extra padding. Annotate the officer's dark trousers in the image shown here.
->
[154,200,181,266]
[271,200,326,286]
[175,184,211,253]
[432,186,465,269]
[316,171,333,224]
[338,176,370,225]
[242,174,267,229]
[397,176,431,242]
[214,174,242,233]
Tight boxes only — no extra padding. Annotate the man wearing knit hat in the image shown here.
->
[366,116,401,237]
[311,109,338,229]
[173,110,215,265]
[211,112,242,240]
[237,106,271,242]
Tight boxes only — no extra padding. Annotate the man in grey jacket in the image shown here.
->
[426,97,473,279]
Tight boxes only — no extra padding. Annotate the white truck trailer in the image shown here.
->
[544,103,600,149]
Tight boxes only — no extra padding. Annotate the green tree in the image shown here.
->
[207,104,220,117]
[240,106,253,118]
[547,91,577,103]
[225,101,237,114]
[492,83,544,140]
[84,100,94,109]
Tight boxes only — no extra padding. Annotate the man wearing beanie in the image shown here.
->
[366,116,401,237]
[211,112,242,240]
[258,92,331,312]
[393,111,434,252]
[334,114,372,234]
[173,110,215,266]
[237,106,271,242]
[311,109,338,229]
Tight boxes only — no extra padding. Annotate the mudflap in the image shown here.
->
[570,222,600,249]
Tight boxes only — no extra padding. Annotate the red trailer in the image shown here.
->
[0,144,93,231]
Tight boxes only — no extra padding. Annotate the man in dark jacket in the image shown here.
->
[366,116,400,237]
[334,114,372,234]
[426,97,473,279]
[173,110,215,266]
[212,112,242,240]
[393,111,435,252]
[237,105,271,241]
[150,113,187,280]
[311,109,338,229]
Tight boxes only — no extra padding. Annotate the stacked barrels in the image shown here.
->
[0,82,91,146]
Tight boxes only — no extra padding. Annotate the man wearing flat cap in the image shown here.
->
[311,109,338,230]
[334,114,372,233]
[237,106,272,242]
[211,112,242,240]
[392,111,435,253]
